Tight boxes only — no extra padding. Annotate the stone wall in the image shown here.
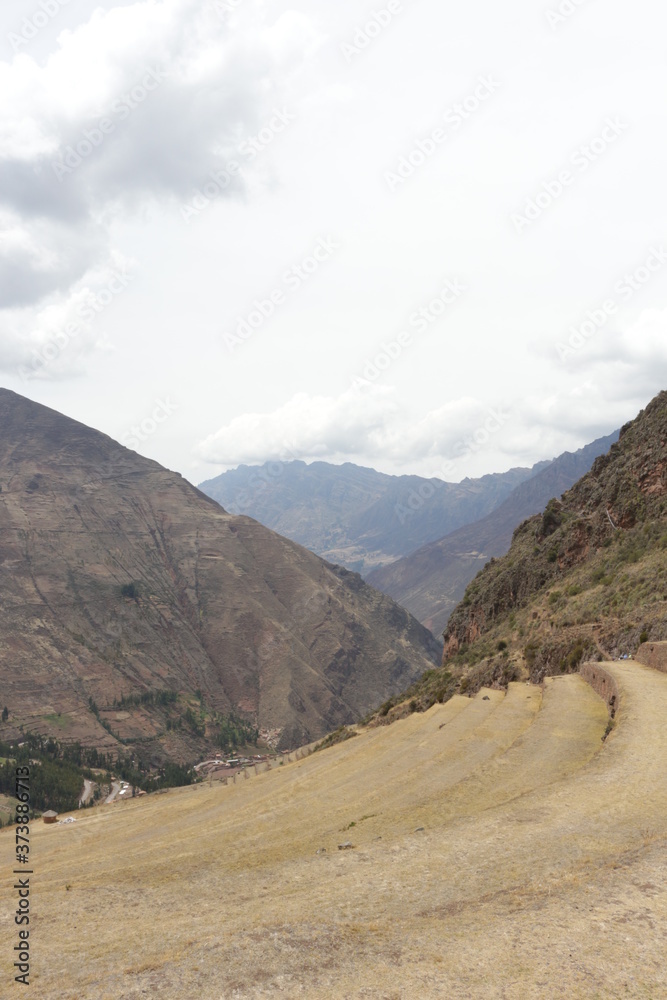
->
[635,641,667,674]
[579,662,619,716]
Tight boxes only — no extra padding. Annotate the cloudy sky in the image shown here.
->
[1,0,666,485]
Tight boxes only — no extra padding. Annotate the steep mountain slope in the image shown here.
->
[412,391,664,703]
[367,431,618,635]
[199,459,545,575]
[0,390,440,757]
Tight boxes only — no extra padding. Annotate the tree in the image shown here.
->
[1,706,8,722]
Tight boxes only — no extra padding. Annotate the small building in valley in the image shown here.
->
[42,810,58,824]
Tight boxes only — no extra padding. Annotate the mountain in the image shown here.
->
[361,392,666,723]
[199,460,547,575]
[367,432,619,635]
[440,391,666,677]
[0,390,440,758]
[19,393,667,1000]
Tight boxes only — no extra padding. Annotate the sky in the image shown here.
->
[1,0,666,486]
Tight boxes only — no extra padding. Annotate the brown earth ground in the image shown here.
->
[1,661,666,999]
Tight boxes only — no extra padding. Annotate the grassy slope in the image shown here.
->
[11,660,667,999]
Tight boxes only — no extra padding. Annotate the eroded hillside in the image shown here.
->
[0,390,440,759]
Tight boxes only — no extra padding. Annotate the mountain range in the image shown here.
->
[199,459,546,575]
[367,432,619,635]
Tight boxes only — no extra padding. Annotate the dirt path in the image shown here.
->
[104,780,121,804]
[78,778,95,806]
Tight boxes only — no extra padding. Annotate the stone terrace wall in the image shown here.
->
[636,641,667,674]
[580,662,619,716]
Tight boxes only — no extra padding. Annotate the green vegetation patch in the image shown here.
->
[314,726,358,753]
[364,667,458,727]
[43,712,72,731]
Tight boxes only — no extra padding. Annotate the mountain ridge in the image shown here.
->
[444,391,667,667]
[359,391,665,726]
[199,458,547,575]
[367,431,619,634]
[0,389,440,758]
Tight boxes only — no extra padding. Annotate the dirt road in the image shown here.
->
[104,781,121,804]
[78,778,95,806]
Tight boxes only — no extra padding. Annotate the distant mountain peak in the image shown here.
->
[199,458,543,576]
[367,430,620,635]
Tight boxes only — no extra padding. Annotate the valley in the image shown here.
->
[201,434,618,636]
[199,459,543,575]
[3,5,665,996]
[1,389,665,999]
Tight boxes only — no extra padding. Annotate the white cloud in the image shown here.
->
[0,207,105,307]
[496,313,667,464]
[0,0,318,307]
[197,328,666,478]
[0,250,133,379]
[0,0,665,488]
[198,386,399,466]
[197,387,514,472]
[605,309,667,377]
[555,308,667,401]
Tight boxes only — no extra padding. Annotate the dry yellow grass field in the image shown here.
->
[2,661,666,999]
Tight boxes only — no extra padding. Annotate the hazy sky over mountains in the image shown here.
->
[1,0,666,483]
